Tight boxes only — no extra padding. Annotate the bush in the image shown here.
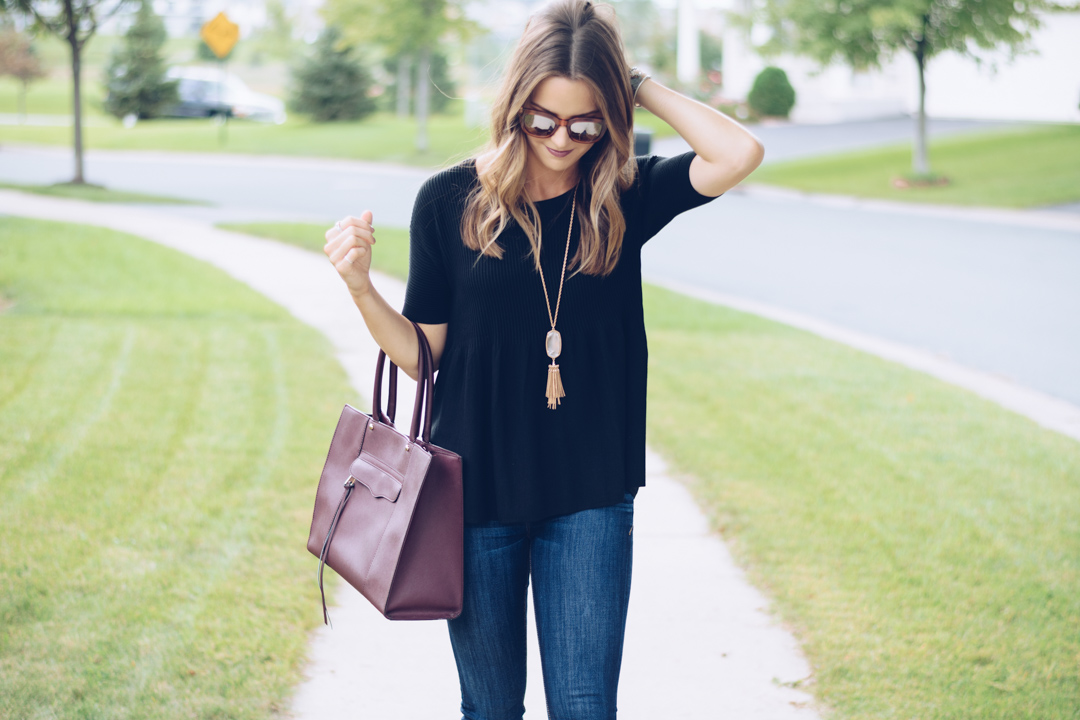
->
[103,0,178,119]
[748,66,795,119]
[289,27,376,122]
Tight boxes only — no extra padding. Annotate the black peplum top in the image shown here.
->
[402,151,719,524]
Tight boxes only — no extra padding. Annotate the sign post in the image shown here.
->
[200,12,239,145]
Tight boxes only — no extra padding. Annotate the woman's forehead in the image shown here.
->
[528,76,600,116]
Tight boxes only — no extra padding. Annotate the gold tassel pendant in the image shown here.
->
[538,195,574,410]
[546,362,565,409]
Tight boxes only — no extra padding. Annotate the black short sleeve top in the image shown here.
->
[402,152,719,523]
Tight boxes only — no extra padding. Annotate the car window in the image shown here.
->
[179,79,219,102]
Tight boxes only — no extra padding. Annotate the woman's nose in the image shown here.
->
[551,125,573,148]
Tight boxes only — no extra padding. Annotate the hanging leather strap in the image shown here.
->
[372,355,399,426]
[318,477,356,626]
[370,322,435,442]
[413,323,435,444]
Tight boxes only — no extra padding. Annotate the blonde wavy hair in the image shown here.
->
[461,0,637,277]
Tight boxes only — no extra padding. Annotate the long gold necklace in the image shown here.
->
[538,192,575,409]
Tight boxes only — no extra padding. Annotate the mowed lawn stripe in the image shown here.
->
[0,218,356,718]
[0,324,136,508]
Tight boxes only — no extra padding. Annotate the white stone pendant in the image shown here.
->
[546,329,562,359]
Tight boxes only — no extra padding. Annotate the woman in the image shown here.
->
[323,1,763,717]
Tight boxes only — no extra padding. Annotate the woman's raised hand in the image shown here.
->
[325,210,376,298]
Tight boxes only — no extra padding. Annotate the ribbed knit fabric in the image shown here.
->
[402,151,719,523]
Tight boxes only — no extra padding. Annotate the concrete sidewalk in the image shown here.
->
[0,191,822,719]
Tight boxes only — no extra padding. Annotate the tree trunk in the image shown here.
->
[66,0,85,184]
[396,53,412,119]
[18,80,28,124]
[415,46,430,153]
[912,23,930,176]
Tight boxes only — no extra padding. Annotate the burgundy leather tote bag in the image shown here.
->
[307,321,463,623]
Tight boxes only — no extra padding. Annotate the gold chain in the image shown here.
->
[539,193,575,331]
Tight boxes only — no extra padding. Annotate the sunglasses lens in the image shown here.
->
[521,110,605,144]
[522,112,557,137]
[569,119,604,142]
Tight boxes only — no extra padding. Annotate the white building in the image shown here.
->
[718,3,1080,124]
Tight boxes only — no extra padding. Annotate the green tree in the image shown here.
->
[748,0,1079,175]
[609,0,678,84]
[289,26,376,122]
[382,50,456,115]
[610,0,665,65]
[0,23,47,122]
[0,0,132,183]
[103,0,178,120]
[248,0,300,65]
[323,0,477,151]
[701,31,723,73]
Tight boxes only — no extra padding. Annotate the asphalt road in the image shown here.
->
[641,190,1080,404]
[0,146,429,225]
[1,117,1077,406]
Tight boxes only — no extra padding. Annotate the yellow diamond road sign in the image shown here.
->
[200,12,239,59]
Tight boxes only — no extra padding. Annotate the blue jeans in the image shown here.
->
[447,494,635,720]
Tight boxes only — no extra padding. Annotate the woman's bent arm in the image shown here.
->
[634,79,765,197]
[325,210,447,380]
[352,284,447,382]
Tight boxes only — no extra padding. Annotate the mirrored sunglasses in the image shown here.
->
[519,109,606,144]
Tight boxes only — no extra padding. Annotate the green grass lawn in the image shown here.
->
[751,123,1080,209]
[236,220,1080,719]
[0,110,675,169]
[0,217,357,718]
[0,181,204,205]
[1,72,675,169]
[0,112,491,168]
[0,77,109,117]
[217,222,411,280]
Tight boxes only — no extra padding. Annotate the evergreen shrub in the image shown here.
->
[748,66,795,118]
[289,27,376,122]
[103,0,178,119]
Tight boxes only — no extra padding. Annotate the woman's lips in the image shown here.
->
[546,147,572,158]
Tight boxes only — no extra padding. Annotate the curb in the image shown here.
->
[645,275,1080,444]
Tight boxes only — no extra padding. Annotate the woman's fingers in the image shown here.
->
[325,225,375,258]
[332,214,376,240]
[323,211,377,297]
[342,245,367,265]
[327,228,374,265]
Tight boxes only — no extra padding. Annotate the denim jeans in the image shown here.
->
[447,494,635,720]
